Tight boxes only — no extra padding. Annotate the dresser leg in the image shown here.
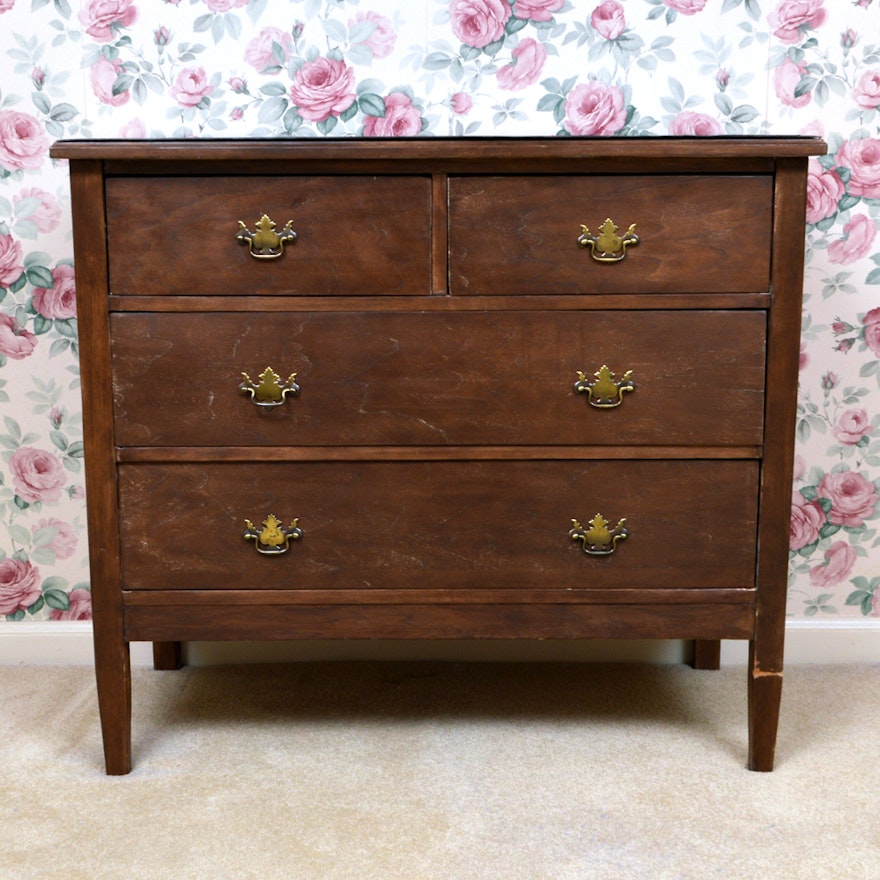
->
[152,641,184,670]
[691,639,721,670]
[94,638,132,775]
[747,642,782,772]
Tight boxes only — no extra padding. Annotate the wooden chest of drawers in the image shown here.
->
[51,137,825,774]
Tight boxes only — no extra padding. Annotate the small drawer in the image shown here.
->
[118,460,759,593]
[449,175,773,295]
[105,176,432,295]
[110,310,766,448]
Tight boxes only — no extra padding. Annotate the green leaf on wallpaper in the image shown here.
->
[32,91,51,114]
[424,52,452,70]
[26,266,55,288]
[859,361,880,378]
[866,268,880,285]
[4,416,22,442]
[258,96,287,123]
[359,93,386,117]
[32,315,52,335]
[43,589,70,611]
[260,82,287,97]
[247,0,267,24]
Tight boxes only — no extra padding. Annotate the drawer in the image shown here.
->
[449,175,773,295]
[110,310,766,447]
[105,176,432,295]
[117,460,759,592]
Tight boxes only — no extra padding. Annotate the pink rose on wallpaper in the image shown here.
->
[8,447,67,504]
[362,93,422,137]
[514,0,564,22]
[290,57,356,122]
[202,0,246,10]
[768,0,826,45]
[790,490,824,550]
[14,188,61,233]
[0,110,48,172]
[78,0,137,41]
[171,67,214,108]
[0,231,24,286]
[350,12,397,60]
[774,58,810,108]
[0,559,41,616]
[32,264,77,321]
[828,214,877,264]
[664,0,707,14]
[497,38,547,91]
[50,587,93,622]
[564,82,626,136]
[819,470,878,527]
[591,1,625,40]
[33,518,78,560]
[832,409,875,446]
[1,0,15,13]
[805,159,843,223]
[809,540,857,588]
[668,111,723,136]
[0,313,36,360]
[853,70,880,109]
[450,0,511,49]
[119,118,146,138]
[450,92,473,114]
[837,138,880,200]
[90,56,129,107]
[245,27,293,72]
[863,308,880,358]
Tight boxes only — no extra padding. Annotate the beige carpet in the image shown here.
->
[1,661,878,879]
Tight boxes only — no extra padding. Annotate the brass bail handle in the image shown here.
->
[243,515,303,555]
[574,365,634,409]
[570,515,629,556]
[577,218,638,262]
[240,367,300,408]
[236,213,297,259]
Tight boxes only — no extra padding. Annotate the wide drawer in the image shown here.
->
[449,175,773,295]
[110,310,766,447]
[117,460,759,592]
[105,176,432,295]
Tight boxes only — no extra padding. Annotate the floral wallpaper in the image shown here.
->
[0,0,878,625]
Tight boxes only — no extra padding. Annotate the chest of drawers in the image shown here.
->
[51,136,825,774]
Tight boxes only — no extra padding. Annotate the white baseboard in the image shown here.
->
[1,620,878,666]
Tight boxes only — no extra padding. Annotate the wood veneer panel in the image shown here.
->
[116,460,759,593]
[106,176,432,296]
[109,310,767,448]
[449,175,773,294]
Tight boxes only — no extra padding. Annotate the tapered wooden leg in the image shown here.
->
[94,635,132,775]
[747,641,782,772]
[153,641,183,670]
[691,639,721,670]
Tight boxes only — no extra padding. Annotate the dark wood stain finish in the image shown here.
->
[50,136,826,774]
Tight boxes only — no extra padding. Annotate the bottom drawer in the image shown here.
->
[118,460,758,594]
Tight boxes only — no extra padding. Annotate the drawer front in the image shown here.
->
[106,176,432,295]
[118,460,759,592]
[110,310,766,447]
[449,175,773,294]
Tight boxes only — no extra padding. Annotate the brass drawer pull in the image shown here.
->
[243,515,303,555]
[236,214,297,259]
[240,367,300,407]
[577,218,638,262]
[574,365,634,408]
[570,515,628,556]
